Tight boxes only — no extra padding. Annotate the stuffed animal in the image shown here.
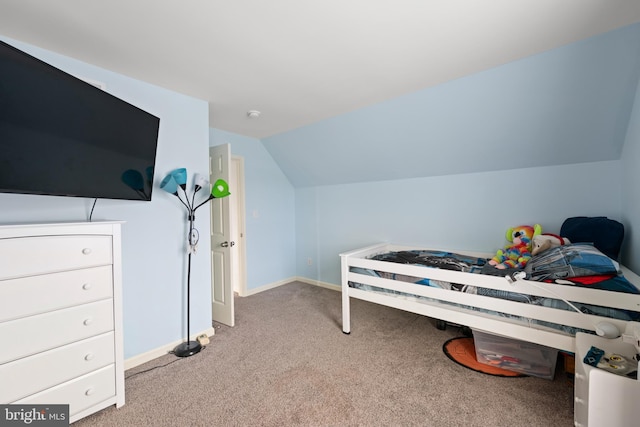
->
[531,233,570,256]
[489,224,542,269]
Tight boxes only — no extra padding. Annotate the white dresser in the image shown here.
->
[0,221,125,423]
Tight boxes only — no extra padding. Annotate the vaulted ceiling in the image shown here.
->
[1,1,640,139]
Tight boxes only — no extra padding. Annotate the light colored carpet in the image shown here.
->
[75,281,574,426]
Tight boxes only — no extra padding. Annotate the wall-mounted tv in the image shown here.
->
[0,39,160,201]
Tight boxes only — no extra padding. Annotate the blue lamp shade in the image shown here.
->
[171,168,188,188]
[211,179,231,198]
[160,173,179,195]
[121,169,144,191]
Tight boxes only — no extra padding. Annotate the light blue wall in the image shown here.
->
[263,23,640,188]
[622,75,640,273]
[257,23,640,284]
[209,128,296,290]
[296,161,623,285]
[0,36,212,359]
[211,24,640,287]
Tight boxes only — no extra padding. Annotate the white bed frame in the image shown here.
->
[341,243,640,353]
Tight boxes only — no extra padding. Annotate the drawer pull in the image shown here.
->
[84,353,95,361]
[85,387,95,396]
[83,318,93,326]
[82,283,92,290]
[82,248,92,255]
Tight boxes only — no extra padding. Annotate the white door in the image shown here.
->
[210,144,234,326]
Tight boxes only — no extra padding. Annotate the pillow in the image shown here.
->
[560,216,624,260]
[525,243,621,281]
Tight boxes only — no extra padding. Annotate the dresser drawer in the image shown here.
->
[0,235,112,280]
[0,332,115,402]
[0,266,113,322]
[13,365,117,419]
[0,299,114,364]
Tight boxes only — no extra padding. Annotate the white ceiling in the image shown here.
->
[1,0,640,139]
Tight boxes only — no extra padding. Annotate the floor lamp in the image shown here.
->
[160,168,230,357]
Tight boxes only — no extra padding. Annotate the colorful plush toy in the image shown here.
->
[531,233,570,256]
[489,224,542,269]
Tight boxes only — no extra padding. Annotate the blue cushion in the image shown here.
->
[560,216,624,260]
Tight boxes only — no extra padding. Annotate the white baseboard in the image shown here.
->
[295,276,341,292]
[124,326,216,371]
[242,276,340,296]
[241,277,296,296]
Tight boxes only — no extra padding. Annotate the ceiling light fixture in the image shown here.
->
[247,110,261,119]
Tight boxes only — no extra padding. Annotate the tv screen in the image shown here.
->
[0,40,160,201]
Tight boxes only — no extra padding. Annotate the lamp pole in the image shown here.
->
[160,169,230,358]
[174,213,199,357]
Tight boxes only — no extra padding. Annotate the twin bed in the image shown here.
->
[340,242,640,354]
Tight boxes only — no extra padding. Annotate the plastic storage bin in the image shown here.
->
[472,330,558,379]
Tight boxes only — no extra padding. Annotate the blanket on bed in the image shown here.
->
[369,250,487,273]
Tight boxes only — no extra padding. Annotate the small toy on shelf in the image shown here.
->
[489,224,542,270]
[583,345,637,377]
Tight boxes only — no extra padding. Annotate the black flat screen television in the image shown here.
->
[0,39,160,201]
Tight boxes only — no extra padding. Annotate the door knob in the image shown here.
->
[221,241,236,248]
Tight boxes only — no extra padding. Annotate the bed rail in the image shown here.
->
[340,242,640,353]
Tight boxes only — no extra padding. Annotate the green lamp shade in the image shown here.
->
[122,169,144,191]
[211,179,230,198]
[160,173,179,194]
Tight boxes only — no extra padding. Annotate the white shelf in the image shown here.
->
[574,323,640,427]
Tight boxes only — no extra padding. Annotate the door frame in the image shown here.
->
[231,155,247,297]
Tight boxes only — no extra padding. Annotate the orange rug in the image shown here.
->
[443,337,526,377]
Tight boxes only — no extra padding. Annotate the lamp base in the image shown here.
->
[173,340,202,358]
